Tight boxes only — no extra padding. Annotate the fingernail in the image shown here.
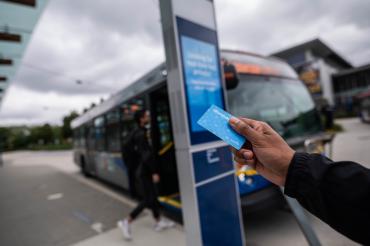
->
[229,117,240,126]
[243,152,249,159]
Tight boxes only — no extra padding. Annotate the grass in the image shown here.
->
[28,143,73,151]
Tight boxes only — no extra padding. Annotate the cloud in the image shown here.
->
[0,84,104,126]
[215,0,370,65]
[16,0,164,95]
[1,0,369,125]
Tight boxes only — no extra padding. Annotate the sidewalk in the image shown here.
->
[333,118,370,167]
[1,151,186,246]
[72,216,185,246]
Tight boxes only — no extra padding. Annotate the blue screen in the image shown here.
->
[181,36,224,133]
[177,16,225,145]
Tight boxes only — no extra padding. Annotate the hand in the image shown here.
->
[229,117,295,186]
[152,173,160,183]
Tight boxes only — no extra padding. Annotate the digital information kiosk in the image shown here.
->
[159,0,245,245]
[159,1,321,246]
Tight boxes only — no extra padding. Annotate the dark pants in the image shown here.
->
[130,175,160,220]
[128,165,138,198]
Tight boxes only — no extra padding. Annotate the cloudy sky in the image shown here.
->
[1,0,369,126]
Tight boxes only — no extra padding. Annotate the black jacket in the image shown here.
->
[132,126,158,177]
[285,153,370,245]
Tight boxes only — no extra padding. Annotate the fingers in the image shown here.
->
[241,118,275,135]
[232,148,256,168]
[230,147,253,160]
[238,118,260,129]
[229,117,259,141]
[234,155,256,165]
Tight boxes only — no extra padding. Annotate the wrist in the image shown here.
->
[280,148,295,186]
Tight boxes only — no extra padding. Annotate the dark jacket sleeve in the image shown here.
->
[133,129,159,175]
[284,152,370,245]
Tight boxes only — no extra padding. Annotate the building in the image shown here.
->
[271,38,353,108]
[0,0,48,107]
[332,64,370,116]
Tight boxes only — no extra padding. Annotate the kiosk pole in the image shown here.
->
[159,0,245,245]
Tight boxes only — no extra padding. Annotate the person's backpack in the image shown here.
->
[122,128,139,167]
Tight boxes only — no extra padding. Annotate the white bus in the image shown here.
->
[71,50,324,213]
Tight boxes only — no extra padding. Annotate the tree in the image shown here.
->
[29,124,53,145]
[61,111,79,139]
[11,129,30,149]
[0,127,10,151]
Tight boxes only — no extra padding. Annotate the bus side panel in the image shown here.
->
[94,151,130,189]
[85,150,96,174]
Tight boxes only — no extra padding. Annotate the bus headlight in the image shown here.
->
[238,173,246,182]
[246,177,253,185]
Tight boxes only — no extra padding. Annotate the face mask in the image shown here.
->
[144,123,150,130]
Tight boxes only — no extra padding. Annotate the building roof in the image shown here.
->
[271,38,353,69]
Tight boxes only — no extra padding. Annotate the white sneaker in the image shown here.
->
[154,219,175,232]
[117,219,132,240]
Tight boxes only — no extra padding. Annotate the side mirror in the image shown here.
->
[223,63,239,90]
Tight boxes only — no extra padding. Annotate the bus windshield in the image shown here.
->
[227,74,322,139]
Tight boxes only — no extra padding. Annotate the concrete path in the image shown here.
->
[333,118,370,167]
[1,151,184,246]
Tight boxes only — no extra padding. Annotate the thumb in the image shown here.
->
[229,117,259,142]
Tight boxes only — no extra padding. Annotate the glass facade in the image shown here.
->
[0,0,48,105]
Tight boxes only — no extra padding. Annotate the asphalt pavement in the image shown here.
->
[0,165,133,246]
[0,117,369,246]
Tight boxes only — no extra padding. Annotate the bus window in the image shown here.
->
[86,122,95,150]
[80,126,86,148]
[227,74,321,139]
[155,100,172,149]
[94,116,105,151]
[120,98,146,139]
[106,109,121,152]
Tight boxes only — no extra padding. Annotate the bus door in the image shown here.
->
[149,86,180,203]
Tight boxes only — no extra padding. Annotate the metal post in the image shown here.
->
[284,133,336,246]
[281,188,322,246]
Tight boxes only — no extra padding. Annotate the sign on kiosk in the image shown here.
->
[177,17,226,145]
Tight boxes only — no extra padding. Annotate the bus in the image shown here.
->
[71,50,325,213]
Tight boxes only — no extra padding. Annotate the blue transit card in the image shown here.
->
[197,105,246,150]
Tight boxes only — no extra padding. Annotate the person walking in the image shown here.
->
[117,109,174,241]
